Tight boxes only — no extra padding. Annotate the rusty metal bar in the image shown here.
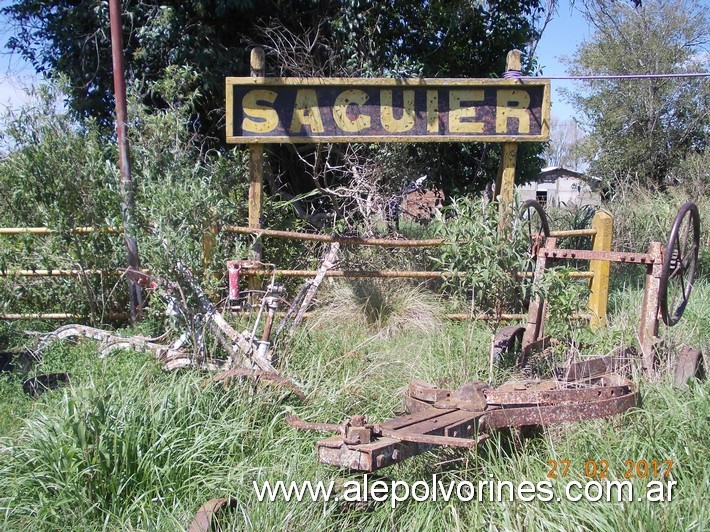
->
[480,388,638,430]
[109,0,141,321]
[549,228,598,238]
[0,269,149,277]
[242,269,451,279]
[484,384,632,406]
[447,312,591,321]
[238,269,595,280]
[517,271,594,279]
[0,313,130,320]
[522,237,555,353]
[226,311,590,322]
[639,242,663,372]
[0,227,120,235]
[378,430,486,449]
[222,225,445,247]
[542,248,655,264]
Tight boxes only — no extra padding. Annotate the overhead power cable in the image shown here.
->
[503,71,709,80]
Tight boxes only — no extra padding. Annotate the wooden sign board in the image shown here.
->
[226,78,550,144]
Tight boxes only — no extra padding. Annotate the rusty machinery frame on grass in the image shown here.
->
[288,201,702,473]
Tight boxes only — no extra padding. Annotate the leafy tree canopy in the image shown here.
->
[3,0,547,207]
[564,0,709,188]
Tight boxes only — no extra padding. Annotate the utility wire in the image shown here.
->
[504,71,709,81]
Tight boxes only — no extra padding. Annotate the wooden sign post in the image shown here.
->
[495,49,524,229]
[248,48,265,265]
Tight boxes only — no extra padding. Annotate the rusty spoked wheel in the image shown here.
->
[517,200,551,304]
[518,200,550,307]
[659,201,700,326]
[519,199,551,266]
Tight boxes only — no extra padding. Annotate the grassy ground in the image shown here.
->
[0,277,707,530]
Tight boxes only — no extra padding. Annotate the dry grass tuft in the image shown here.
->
[311,279,444,338]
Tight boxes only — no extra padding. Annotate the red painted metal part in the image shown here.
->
[227,261,241,301]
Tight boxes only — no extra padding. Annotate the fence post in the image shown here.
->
[587,210,613,328]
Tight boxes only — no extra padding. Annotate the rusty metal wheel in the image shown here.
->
[517,200,551,305]
[659,201,700,326]
[519,199,551,269]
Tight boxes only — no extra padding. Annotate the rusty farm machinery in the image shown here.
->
[287,201,703,472]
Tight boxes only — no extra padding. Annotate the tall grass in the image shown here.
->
[1,276,707,531]
[0,178,708,529]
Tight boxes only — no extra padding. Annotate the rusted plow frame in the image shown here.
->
[289,354,637,472]
[287,202,701,472]
[514,201,701,374]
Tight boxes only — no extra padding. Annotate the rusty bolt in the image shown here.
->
[392,449,401,461]
[376,455,385,469]
[350,415,367,427]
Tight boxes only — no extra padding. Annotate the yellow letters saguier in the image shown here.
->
[226,78,550,143]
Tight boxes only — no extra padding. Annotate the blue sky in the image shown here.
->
[534,0,591,121]
[0,1,590,120]
[0,0,40,112]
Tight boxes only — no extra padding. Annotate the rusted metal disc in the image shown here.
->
[674,346,705,387]
[188,497,238,532]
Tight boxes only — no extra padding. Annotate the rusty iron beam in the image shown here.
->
[0,227,120,235]
[484,384,631,406]
[480,387,637,430]
[378,430,487,449]
[516,271,594,279]
[553,350,634,381]
[541,248,656,264]
[639,242,664,372]
[241,269,453,279]
[549,228,597,238]
[109,0,142,321]
[237,269,595,281]
[223,225,445,247]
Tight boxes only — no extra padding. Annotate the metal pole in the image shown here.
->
[109,0,141,321]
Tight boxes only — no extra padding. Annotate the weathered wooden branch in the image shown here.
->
[292,242,340,330]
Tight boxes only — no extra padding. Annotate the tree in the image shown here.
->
[543,116,587,170]
[2,0,549,229]
[564,0,709,188]
[2,1,333,133]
